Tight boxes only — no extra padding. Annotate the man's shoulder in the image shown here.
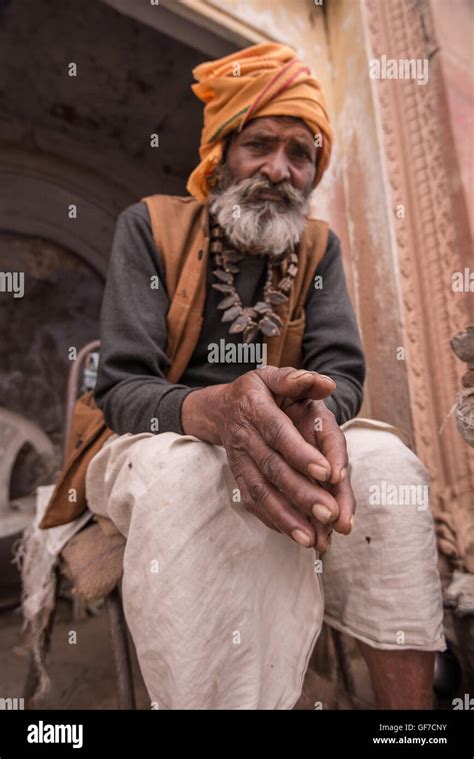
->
[304,215,338,244]
[119,194,201,224]
[303,216,340,258]
[120,200,149,221]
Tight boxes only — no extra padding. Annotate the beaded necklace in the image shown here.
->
[209,217,299,344]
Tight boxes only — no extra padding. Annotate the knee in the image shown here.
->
[345,426,431,516]
[132,432,227,495]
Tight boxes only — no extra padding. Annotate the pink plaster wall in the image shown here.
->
[430,0,474,244]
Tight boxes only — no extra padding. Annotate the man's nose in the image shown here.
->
[260,150,291,185]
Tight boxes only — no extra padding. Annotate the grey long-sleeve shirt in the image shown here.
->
[94,201,366,433]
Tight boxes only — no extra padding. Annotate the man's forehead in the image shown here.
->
[240,116,314,142]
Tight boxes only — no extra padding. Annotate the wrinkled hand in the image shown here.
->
[215,366,352,548]
[282,395,356,552]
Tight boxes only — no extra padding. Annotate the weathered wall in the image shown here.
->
[321,0,414,432]
[0,0,208,211]
[429,0,474,245]
[0,233,102,464]
[0,0,209,452]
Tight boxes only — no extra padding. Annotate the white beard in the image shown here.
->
[208,170,311,258]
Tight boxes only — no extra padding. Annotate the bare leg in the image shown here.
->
[358,641,435,709]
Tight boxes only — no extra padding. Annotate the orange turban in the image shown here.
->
[186,42,333,203]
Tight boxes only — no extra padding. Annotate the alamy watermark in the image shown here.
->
[451,268,473,292]
[27,720,83,749]
[369,481,429,511]
[208,339,267,368]
[0,271,24,298]
[369,55,429,86]
[452,694,473,710]
[0,697,24,710]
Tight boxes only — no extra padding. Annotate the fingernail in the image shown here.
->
[349,515,355,531]
[291,529,312,547]
[308,463,330,481]
[319,374,336,387]
[339,467,347,483]
[312,504,333,523]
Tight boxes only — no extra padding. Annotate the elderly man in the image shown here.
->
[82,43,444,710]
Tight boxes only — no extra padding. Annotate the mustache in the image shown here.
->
[238,175,305,207]
[214,164,308,209]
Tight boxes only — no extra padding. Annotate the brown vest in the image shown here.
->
[39,194,328,529]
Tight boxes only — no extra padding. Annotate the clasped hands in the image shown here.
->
[181,366,356,552]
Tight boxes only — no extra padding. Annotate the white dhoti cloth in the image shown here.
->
[85,418,446,710]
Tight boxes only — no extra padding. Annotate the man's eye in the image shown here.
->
[247,141,267,150]
[293,149,311,161]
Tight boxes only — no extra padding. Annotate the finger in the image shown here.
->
[327,474,356,535]
[284,398,319,441]
[248,402,333,482]
[257,366,337,403]
[227,451,278,531]
[233,473,277,532]
[228,451,316,547]
[246,435,340,523]
[309,517,332,554]
[314,409,349,485]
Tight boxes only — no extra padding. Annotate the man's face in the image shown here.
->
[208,116,316,257]
[225,116,317,196]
